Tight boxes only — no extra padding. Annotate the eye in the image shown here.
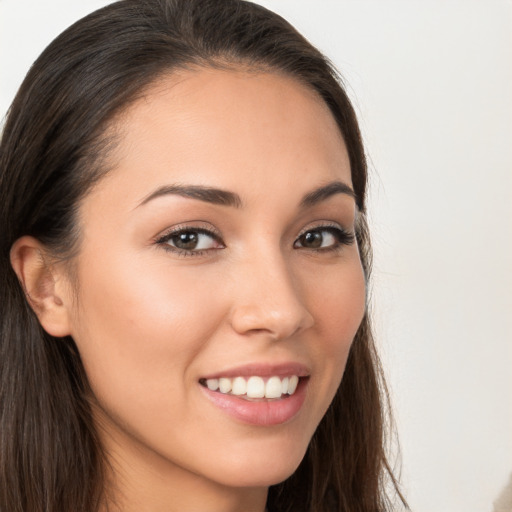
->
[156,227,224,255]
[294,226,355,251]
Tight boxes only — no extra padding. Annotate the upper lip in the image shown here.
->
[200,362,311,380]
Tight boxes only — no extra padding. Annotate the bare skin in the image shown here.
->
[11,68,366,512]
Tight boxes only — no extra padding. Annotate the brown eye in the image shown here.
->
[298,230,325,249]
[159,228,223,253]
[294,227,355,251]
[171,231,200,250]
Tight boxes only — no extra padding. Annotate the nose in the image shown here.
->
[228,251,314,341]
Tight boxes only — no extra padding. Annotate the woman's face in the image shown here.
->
[65,68,366,492]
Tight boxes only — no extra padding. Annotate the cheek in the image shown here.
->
[69,250,224,405]
[304,255,366,394]
[309,255,366,341]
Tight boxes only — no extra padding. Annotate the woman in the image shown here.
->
[0,0,406,511]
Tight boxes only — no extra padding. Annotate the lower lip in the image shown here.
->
[200,378,308,426]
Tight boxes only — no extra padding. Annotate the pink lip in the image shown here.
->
[199,377,309,426]
[200,362,310,380]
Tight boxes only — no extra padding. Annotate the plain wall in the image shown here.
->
[1,1,511,511]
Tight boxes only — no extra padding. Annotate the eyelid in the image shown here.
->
[154,221,222,244]
[295,220,350,238]
[293,221,356,249]
[153,222,225,258]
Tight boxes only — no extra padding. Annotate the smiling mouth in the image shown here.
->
[199,375,302,400]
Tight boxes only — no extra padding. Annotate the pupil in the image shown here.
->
[303,231,322,248]
[174,231,198,249]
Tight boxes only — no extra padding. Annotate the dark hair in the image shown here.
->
[0,1,406,511]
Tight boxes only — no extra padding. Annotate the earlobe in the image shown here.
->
[10,236,72,337]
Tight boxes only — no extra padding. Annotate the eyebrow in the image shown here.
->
[299,181,356,208]
[137,180,356,209]
[138,184,243,208]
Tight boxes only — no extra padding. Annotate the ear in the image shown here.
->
[10,236,73,337]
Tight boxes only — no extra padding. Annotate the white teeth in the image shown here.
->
[231,376,247,395]
[206,378,219,391]
[246,376,265,398]
[288,375,299,394]
[281,376,289,394]
[265,376,283,399]
[218,378,232,394]
[204,375,301,399]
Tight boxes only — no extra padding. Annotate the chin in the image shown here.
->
[217,464,302,489]
[202,438,309,489]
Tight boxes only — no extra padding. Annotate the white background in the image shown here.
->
[1,1,511,511]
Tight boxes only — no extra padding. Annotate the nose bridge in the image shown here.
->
[229,243,313,339]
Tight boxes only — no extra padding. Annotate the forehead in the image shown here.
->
[93,67,351,211]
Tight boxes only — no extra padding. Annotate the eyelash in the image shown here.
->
[294,224,355,252]
[155,223,355,257]
[155,225,224,257]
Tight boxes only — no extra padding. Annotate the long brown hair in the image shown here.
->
[0,1,406,510]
